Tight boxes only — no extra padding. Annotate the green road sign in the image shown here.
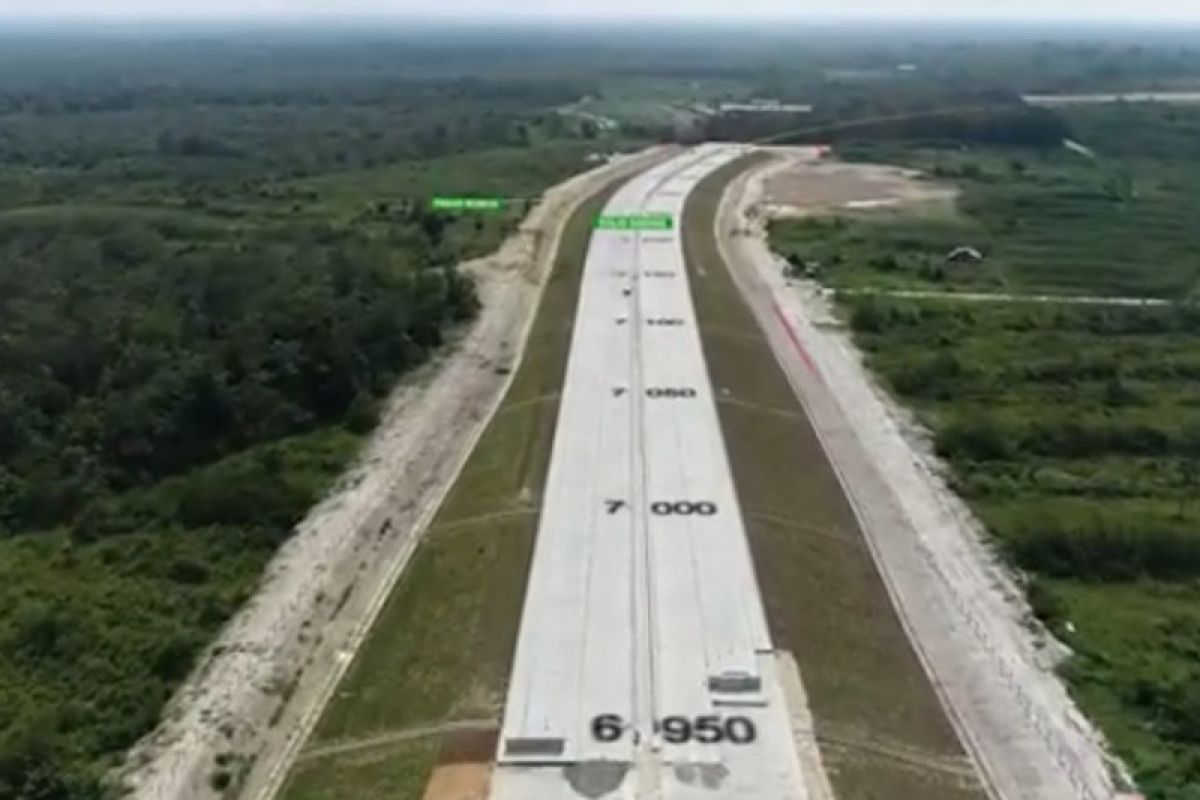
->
[594,214,674,231]
[430,196,506,212]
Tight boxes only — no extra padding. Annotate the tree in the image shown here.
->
[1179,457,1198,519]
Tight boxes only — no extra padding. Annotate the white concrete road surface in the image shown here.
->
[491,145,810,800]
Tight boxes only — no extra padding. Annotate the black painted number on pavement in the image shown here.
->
[646,387,697,399]
[650,500,717,516]
[656,715,758,745]
[592,714,624,743]
[589,714,757,745]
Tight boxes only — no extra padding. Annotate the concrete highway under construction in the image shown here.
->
[491,145,810,799]
[271,142,1114,800]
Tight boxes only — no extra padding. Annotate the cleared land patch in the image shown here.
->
[684,155,987,800]
[762,160,957,219]
[277,179,625,798]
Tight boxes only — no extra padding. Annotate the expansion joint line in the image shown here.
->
[626,149,708,749]
[628,180,656,754]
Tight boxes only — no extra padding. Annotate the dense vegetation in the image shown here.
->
[773,105,1200,798]
[0,34,628,799]
[0,212,477,533]
[851,298,1200,799]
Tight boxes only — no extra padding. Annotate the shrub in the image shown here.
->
[849,296,887,334]
[344,391,380,435]
[1007,520,1200,582]
[1026,577,1068,631]
[937,414,1014,461]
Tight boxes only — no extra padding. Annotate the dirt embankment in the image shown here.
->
[115,145,677,800]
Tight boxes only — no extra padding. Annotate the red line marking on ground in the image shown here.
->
[771,299,824,384]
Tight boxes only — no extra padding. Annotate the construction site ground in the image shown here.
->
[759,159,957,219]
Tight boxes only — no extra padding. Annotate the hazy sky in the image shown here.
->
[1,0,1199,23]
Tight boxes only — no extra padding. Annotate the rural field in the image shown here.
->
[769,103,1200,800]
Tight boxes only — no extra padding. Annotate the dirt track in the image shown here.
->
[114,145,677,800]
[715,148,1125,800]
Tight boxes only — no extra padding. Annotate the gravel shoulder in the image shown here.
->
[715,147,1125,800]
[115,144,676,800]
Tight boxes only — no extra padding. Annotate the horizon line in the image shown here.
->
[3,12,1200,27]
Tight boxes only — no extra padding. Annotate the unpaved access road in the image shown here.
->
[115,145,678,800]
[715,148,1126,800]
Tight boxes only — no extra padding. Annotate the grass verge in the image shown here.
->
[281,737,438,800]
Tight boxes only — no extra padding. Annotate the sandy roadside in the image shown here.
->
[715,148,1126,800]
[115,144,678,800]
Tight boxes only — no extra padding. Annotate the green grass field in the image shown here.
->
[278,173,626,799]
[283,738,436,800]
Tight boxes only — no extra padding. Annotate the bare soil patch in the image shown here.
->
[420,726,495,800]
[762,160,957,219]
[421,763,492,800]
[436,727,499,766]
